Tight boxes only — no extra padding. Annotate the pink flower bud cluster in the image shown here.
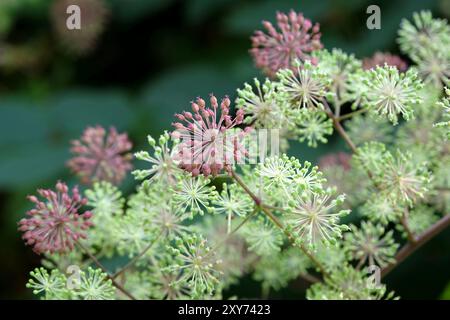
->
[68,126,133,185]
[172,95,251,177]
[363,52,408,72]
[18,182,93,254]
[250,10,323,77]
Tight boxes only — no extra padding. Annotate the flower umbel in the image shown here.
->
[362,66,423,124]
[378,151,431,206]
[293,109,333,147]
[250,10,322,77]
[172,175,217,218]
[236,78,286,128]
[172,95,251,177]
[26,268,67,299]
[435,87,450,138]
[277,60,332,109]
[68,126,133,185]
[167,235,222,297]
[285,191,350,247]
[398,11,450,57]
[344,221,398,268]
[213,183,253,233]
[78,267,115,300]
[19,182,93,254]
[133,131,181,185]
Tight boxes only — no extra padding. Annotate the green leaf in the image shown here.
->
[107,0,174,23]
[50,89,134,136]
[224,0,329,35]
[139,64,233,134]
[0,144,67,188]
[0,97,51,147]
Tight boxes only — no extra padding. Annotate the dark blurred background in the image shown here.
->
[0,0,449,299]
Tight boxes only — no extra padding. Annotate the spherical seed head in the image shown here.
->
[18,181,93,254]
[250,10,323,77]
[68,126,133,185]
[363,52,408,72]
[172,94,251,177]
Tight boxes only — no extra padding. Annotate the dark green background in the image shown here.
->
[0,0,449,299]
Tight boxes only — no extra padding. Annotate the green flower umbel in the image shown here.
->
[362,65,423,125]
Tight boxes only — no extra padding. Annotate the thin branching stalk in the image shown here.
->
[76,240,136,300]
[230,169,330,278]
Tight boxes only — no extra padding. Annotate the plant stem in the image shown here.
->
[112,229,164,279]
[299,273,320,284]
[206,208,258,258]
[323,100,357,153]
[76,240,136,300]
[381,214,450,278]
[322,98,450,277]
[337,108,370,121]
[401,208,417,244]
[230,169,329,277]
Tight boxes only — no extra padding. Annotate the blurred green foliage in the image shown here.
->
[0,0,449,299]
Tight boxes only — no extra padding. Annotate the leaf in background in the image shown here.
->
[139,64,233,135]
[185,0,238,23]
[0,144,67,188]
[50,89,134,138]
[442,282,450,300]
[224,0,330,35]
[107,0,174,24]
[0,97,51,148]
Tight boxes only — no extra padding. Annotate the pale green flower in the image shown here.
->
[361,196,403,225]
[377,150,431,206]
[314,48,362,105]
[307,265,397,300]
[397,205,439,237]
[26,268,68,300]
[353,141,389,176]
[398,11,450,57]
[115,213,157,258]
[410,48,450,88]
[285,191,350,247]
[242,217,283,256]
[236,78,287,128]
[435,87,450,138]
[133,131,181,185]
[293,109,333,147]
[277,59,332,109]
[345,114,393,146]
[78,267,115,300]
[213,183,253,233]
[167,234,222,297]
[172,175,217,217]
[344,221,399,268]
[85,181,124,256]
[256,155,326,205]
[363,66,423,125]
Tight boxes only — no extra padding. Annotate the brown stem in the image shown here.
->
[299,273,320,284]
[337,108,370,121]
[322,98,450,278]
[76,241,136,300]
[204,207,258,260]
[230,170,329,277]
[230,170,262,206]
[401,208,417,244]
[112,230,163,279]
[323,100,357,153]
[381,214,450,278]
